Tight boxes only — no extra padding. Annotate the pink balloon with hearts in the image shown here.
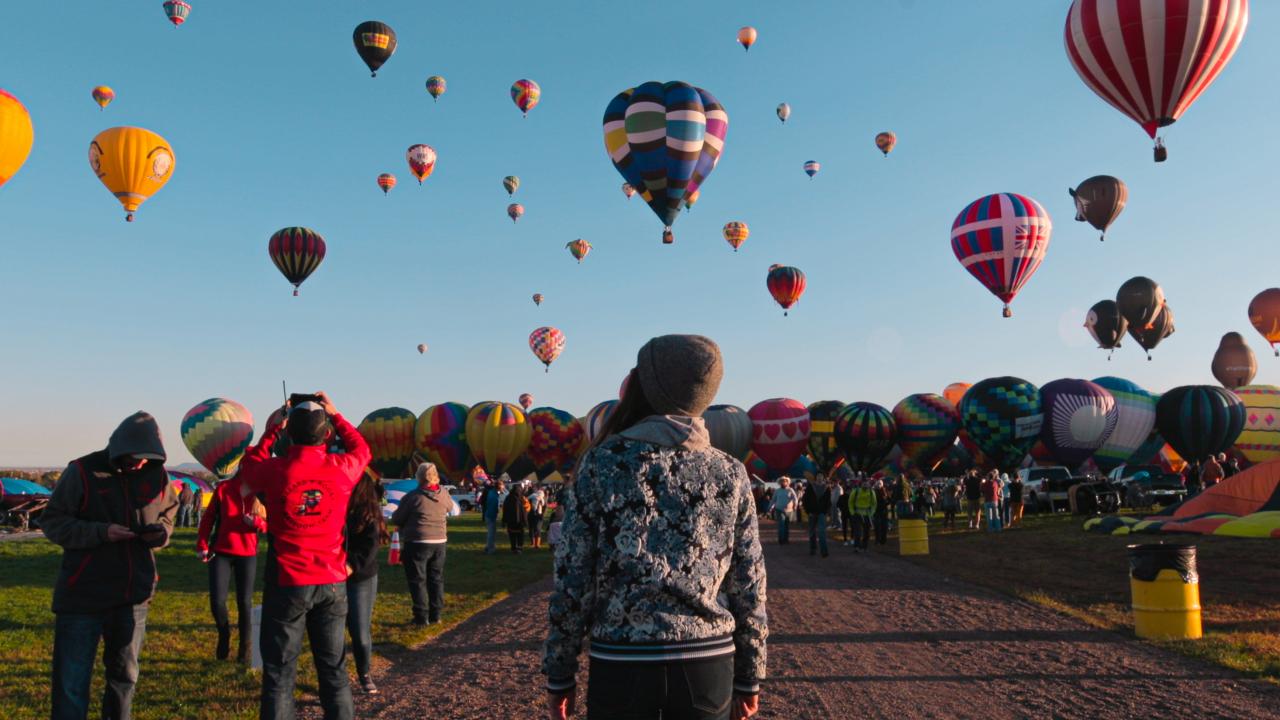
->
[748,398,811,471]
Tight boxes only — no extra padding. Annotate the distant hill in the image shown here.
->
[169,463,208,474]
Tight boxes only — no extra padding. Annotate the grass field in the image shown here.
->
[875,510,1280,683]
[0,514,552,719]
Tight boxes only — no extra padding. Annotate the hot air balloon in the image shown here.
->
[91,86,114,111]
[621,183,636,200]
[89,126,175,222]
[358,408,417,478]
[511,79,540,116]
[833,403,898,474]
[163,0,190,27]
[1128,304,1174,360]
[723,222,749,252]
[959,377,1044,472]
[943,383,971,408]
[737,26,758,51]
[748,398,811,472]
[1085,299,1128,358]
[603,81,728,245]
[1231,385,1280,465]
[268,227,326,296]
[704,404,753,461]
[936,440,975,476]
[776,103,790,123]
[417,343,427,354]
[893,394,961,471]
[406,144,436,184]
[566,239,591,263]
[518,393,534,411]
[503,175,519,195]
[1156,385,1246,465]
[950,193,1052,317]
[466,402,532,476]
[532,293,544,306]
[1064,0,1249,162]
[1116,276,1165,330]
[526,407,587,475]
[1038,379,1117,469]
[806,401,846,473]
[585,400,618,443]
[1090,377,1158,474]
[1212,332,1257,390]
[353,21,397,77]
[529,326,565,372]
[415,402,472,482]
[181,398,254,478]
[507,203,524,223]
[1069,175,1127,241]
[767,265,806,316]
[425,75,446,101]
[0,89,33,189]
[875,132,897,156]
[803,161,820,178]
[1248,288,1280,356]
[377,173,396,195]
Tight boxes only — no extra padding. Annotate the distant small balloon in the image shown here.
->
[377,173,396,195]
[566,239,591,263]
[874,131,896,156]
[507,203,524,223]
[1248,288,1280,356]
[417,343,428,355]
[723,222,749,252]
[1070,175,1128,241]
[737,26,758,51]
[511,79,541,116]
[92,86,115,110]
[621,183,636,199]
[776,103,790,123]
[803,160,820,178]
[425,75,446,101]
[532,293,544,306]
[503,175,520,196]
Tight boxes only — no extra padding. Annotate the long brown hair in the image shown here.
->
[591,368,657,449]
[348,470,390,545]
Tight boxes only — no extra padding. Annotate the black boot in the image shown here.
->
[216,625,231,660]
[236,620,253,664]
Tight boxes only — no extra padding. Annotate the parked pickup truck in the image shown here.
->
[1107,464,1187,509]
[1016,466,1074,513]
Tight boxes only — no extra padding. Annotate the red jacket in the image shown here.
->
[238,413,371,587]
[196,477,267,558]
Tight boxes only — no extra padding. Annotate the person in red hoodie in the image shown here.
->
[196,473,267,663]
[236,392,371,720]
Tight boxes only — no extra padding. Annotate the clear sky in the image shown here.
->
[1,1,1275,467]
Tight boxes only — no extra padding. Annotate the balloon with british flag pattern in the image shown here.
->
[950,193,1052,317]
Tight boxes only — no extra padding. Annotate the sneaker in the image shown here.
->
[360,675,379,695]
[412,617,428,626]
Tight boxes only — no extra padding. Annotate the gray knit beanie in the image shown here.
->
[635,334,724,417]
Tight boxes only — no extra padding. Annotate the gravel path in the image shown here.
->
[302,526,1280,719]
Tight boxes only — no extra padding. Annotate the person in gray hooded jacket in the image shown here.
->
[42,411,177,720]
[543,335,767,720]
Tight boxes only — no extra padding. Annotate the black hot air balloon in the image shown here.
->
[353,21,397,77]
[1069,175,1127,241]
[1155,386,1245,466]
[1116,276,1165,331]
[1128,304,1174,360]
[806,400,846,474]
[1084,299,1127,359]
[832,402,897,474]
[268,227,326,296]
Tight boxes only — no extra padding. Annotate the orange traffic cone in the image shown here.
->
[388,531,401,565]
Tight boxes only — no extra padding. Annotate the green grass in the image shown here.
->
[0,514,552,719]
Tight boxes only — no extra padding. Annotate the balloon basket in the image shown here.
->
[292,289,299,297]
[1002,306,1012,318]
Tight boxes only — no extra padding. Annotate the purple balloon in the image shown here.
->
[1038,379,1118,469]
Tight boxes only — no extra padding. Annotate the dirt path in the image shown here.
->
[303,525,1280,719]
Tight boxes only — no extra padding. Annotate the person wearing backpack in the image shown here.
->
[196,472,268,663]
[847,479,877,552]
[800,474,832,558]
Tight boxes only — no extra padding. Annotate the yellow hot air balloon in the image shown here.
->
[465,401,532,476]
[0,89,35,189]
[88,126,175,221]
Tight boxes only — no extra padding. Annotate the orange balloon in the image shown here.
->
[942,383,970,407]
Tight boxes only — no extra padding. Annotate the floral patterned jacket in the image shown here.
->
[542,416,767,695]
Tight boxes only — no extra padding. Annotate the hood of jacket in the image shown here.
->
[618,415,711,451]
[107,411,167,462]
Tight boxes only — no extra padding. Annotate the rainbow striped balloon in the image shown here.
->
[466,402,532,475]
[891,394,960,470]
[511,79,541,116]
[414,402,473,482]
[181,398,254,478]
[358,407,417,478]
[584,400,618,443]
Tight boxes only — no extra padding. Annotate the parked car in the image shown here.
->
[1066,476,1121,515]
[1016,467,1074,513]
[443,484,475,512]
[1107,465,1186,508]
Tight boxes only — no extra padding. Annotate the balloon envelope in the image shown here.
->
[1212,332,1257,389]
[1116,276,1164,331]
[89,126,175,221]
[425,75,446,99]
[585,400,618,443]
[1085,300,1127,353]
[959,377,1044,472]
[723,222,749,252]
[358,408,417,478]
[892,394,961,470]
[767,266,806,314]
[943,383,970,407]
[1038,379,1118,469]
[875,132,897,156]
[415,402,472,482]
[407,144,437,183]
[268,227,326,296]
[1090,377,1157,473]
[529,327,565,369]
[1232,385,1280,465]
[0,89,33,188]
[704,404,753,461]
[1070,175,1127,240]
[833,402,898,475]
[1248,288,1280,356]
[950,193,1051,317]
[1128,304,1175,358]
[1156,386,1246,465]
[776,103,790,122]
[526,407,586,475]
[748,398,811,471]
[181,398,254,479]
[466,402,531,476]
[511,79,541,115]
[806,401,846,473]
[737,26,757,50]
[353,21,397,76]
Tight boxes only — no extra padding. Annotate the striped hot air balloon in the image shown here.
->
[950,193,1052,317]
[415,402,472,483]
[425,75,446,101]
[566,239,591,263]
[1064,0,1249,161]
[1156,386,1246,465]
[92,86,115,111]
[834,402,898,475]
[806,400,846,473]
[1091,377,1158,473]
[511,79,541,116]
[181,398,254,478]
[89,126,175,221]
[376,173,396,195]
[584,400,618,443]
[723,222,749,252]
[1232,385,1280,465]
[875,132,897,156]
[358,408,417,478]
[162,0,191,27]
[892,394,961,471]
[767,265,806,316]
[503,175,520,195]
[507,203,524,223]
[406,144,436,184]
[803,160,820,178]
[268,227,325,296]
[529,326,565,371]
[466,402,531,476]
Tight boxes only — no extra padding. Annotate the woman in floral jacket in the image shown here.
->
[543,335,767,720]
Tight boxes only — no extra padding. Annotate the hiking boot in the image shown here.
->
[360,675,379,695]
[216,626,231,660]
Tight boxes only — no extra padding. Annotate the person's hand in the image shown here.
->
[546,690,575,719]
[243,513,255,527]
[731,693,759,720]
[106,524,136,542]
[197,548,211,562]
[267,406,287,430]
[315,391,338,416]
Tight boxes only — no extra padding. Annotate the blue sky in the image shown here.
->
[0,1,1275,466]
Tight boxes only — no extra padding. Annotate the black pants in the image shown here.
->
[528,511,544,542]
[587,656,733,720]
[259,582,352,720]
[209,553,256,647]
[402,542,446,622]
[839,508,852,540]
[508,526,524,551]
[873,513,888,545]
[51,605,147,720]
[851,515,871,549]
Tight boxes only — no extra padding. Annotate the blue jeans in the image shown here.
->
[984,501,1001,531]
[403,542,446,622]
[176,505,192,527]
[51,605,148,720]
[776,512,790,544]
[260,582,352,720]
[345,575,377,678]
[484,516,498,553]
[807,514,828,555]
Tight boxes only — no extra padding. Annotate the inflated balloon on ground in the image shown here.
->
[834,402,898,474]
[893,394,961,470]
[1038,379,1117,469]
[466,402,531,476]
[806,401,846,474]
[1156,386,1246,465]
[415,402,472,482]
[181,399,254,479]
[704,404,753,461]
[748,398,811,472]
[1090,377,1157,474]
[358,408,417,478]
[959,377,1044,472]
[1232,385,1280,465]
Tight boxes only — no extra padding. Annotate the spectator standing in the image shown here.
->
[479,478,504,555]
[847,479,877,552]
[391,462,450,628]
[346,470,389,693]
[196,472,267,663]
[528,484,547,550]
[193,487,204,527]
[502,482,530,553]
[768,477,798,545]
[1008,474,1025,527]
[800,474,832,558]
[1202,455,1226,489]
[940,481,960,530]
[178,483,194,528]
[963,470,983,529]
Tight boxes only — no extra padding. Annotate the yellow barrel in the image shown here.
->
[899,518,929,556]
[1128,544,1201,640]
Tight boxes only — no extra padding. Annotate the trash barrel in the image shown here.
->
[1128,544,1201,640]
[899,518,929,556]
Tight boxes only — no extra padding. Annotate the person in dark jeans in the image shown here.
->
[41,411,177,720]
[872,480,890,545]
[800,474,832,557]
[196,471,268,662]
[391,462,451,626]
[346,469,389,693]
[237,393,372,720]
[502,483,529,553]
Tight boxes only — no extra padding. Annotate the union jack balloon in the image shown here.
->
[1064,0,1249,162]
[950,193,1052,318]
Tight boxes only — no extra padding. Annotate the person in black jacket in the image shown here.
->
[345,469,388,695]
[502,483,529,553]
[41,411,177,720]
[800,474,832,558]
